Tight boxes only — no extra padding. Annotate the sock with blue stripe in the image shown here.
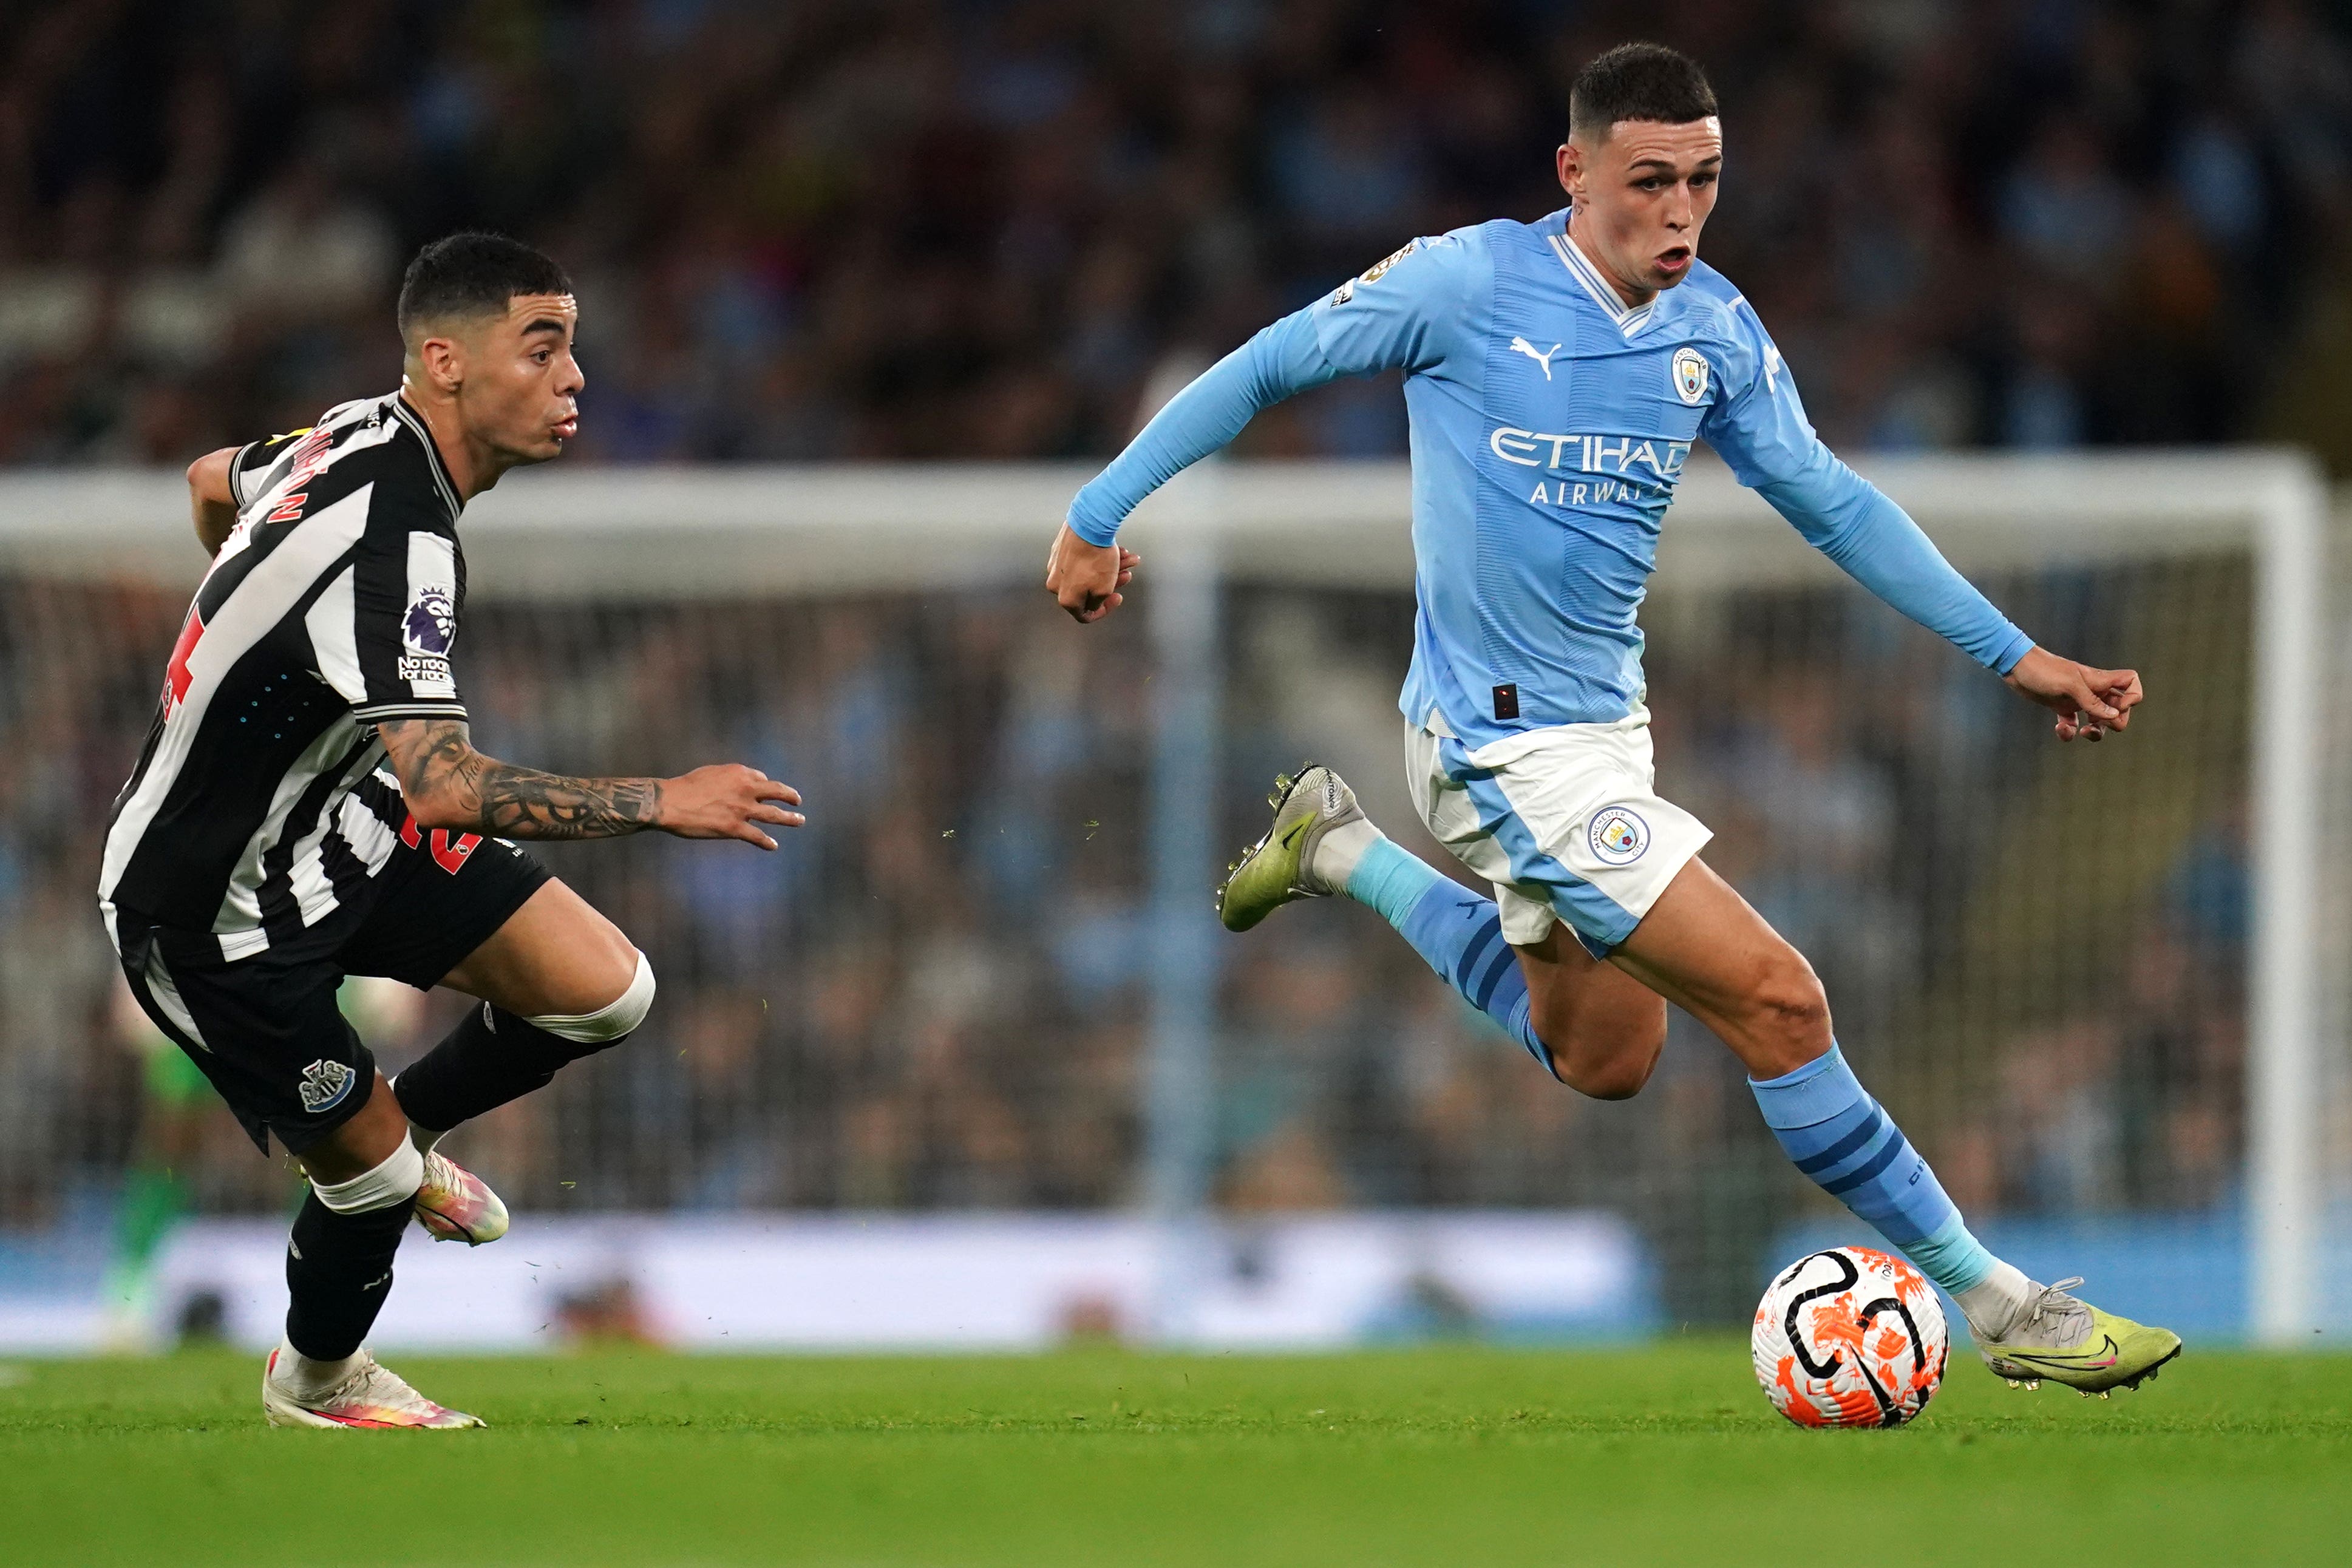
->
[1344,837,1549,1067]
[1750,1045,2030,1329]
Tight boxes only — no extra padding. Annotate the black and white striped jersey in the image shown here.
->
[100,392,472,959]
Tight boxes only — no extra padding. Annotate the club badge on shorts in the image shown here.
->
[1588,806,1651,865]
[299,1059,356,1113]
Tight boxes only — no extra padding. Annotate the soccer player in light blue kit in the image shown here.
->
[1046,44,2180,1393]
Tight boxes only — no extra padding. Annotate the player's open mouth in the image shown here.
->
[1656,248,1691,275]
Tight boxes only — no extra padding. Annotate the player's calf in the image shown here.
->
[1545,1026,1660,1100]
[1515,926,1667,1099]
[1618,861,2027,1323]
[1220,764,1664,1096]
[268,1103,430,1427]
[1220,767,1554,1063]
[394,953,653,1152]
[398,880,654,1152]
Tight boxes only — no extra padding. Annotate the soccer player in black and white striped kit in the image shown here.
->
[100,234,804,1427]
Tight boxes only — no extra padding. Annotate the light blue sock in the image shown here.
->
[1345,838,1548,1067]
[1749,1045,1996,1295]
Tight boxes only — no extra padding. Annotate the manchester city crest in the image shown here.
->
[1670,346,1710,406]
[1588,806,1651,866]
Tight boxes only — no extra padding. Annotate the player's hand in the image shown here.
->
[1045,523,1140,624]
[656,765,804,849]
[2002,646,2143,743]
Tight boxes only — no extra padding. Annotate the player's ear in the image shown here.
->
[415,331,466,395]
[1557,141,1584,202]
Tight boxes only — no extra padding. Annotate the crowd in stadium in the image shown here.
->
[0,2,2288,1331]
[0,568,2251,1326]
[1,0,2346,464]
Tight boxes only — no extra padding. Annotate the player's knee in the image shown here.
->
[1747,951,1830,1052]
[528,949,655,1049]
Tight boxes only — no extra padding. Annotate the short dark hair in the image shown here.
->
[1569,43,1718,142]
[396,232,571,345]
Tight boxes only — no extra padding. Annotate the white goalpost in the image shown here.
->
[0,450,2335,1343]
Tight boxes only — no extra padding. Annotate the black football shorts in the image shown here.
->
[110,827,550,1155]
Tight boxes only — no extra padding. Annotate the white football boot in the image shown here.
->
[263,1345,484,1429]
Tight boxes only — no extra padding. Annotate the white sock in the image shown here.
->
[1952,1260,2033,1339]
[272,1335,364,1399]
[1309,816,1381,889]
[307,1138,423,1214]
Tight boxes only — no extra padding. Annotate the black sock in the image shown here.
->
[392,1003,628,1136]
[284,1193,412,1362]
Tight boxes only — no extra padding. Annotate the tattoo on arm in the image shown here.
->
[379,718,663,841]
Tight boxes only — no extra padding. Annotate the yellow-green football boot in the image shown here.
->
[1215,764,1365,932]
[1974,1277,2182,1396]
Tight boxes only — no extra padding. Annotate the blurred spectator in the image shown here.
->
[212,153,397,323]
[2,0,2348,463]
[1960,804,2252,1220]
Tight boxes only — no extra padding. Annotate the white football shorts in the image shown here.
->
[1405,705,1712,958]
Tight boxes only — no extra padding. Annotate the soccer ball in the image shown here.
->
[1752,1246,1947,1428]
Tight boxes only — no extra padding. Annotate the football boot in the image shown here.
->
[1975,1277,2182,1396]
[411,1149,509,1246]
[1215,764,1365,932]
[263,1347,484,1430]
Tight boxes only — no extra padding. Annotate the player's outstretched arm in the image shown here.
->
[378,718,804,847]
[1048,231,1471,625]
[186,447,240,557]
[1049,308,1350,625]
[2000,647,2143,744]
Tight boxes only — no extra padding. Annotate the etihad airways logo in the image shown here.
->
[1489,427,1691,480]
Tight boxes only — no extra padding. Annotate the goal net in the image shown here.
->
[0,453,2337,1342]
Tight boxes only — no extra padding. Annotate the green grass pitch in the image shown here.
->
[3,1343,2347,1565]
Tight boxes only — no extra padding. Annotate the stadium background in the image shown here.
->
[0,0,2346,1348]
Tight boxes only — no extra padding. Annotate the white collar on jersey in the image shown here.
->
[391,394,464,520]
[1548,216,1657,339]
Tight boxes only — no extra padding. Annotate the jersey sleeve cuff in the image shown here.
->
[1066,497,1123,548]
[226,439,261,509]
[1985,628,2033,677]
[352,701,469,724]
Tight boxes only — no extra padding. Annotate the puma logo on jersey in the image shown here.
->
[1509,337,1562,379]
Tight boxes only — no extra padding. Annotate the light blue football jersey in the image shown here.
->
[1069,208,2029,751]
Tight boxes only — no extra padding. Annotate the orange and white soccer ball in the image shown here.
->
[1753,1246,1947,1428]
